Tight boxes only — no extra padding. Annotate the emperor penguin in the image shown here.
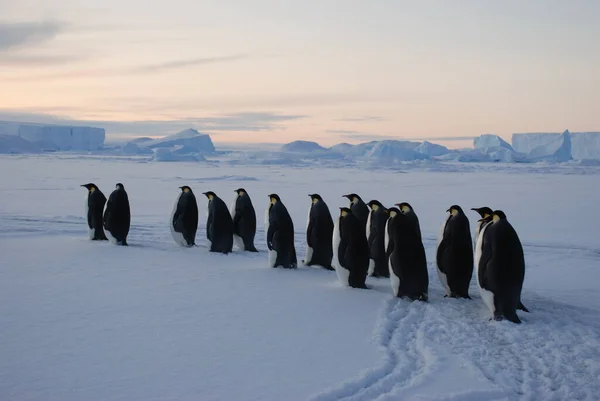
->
[103,183,131,246]
[436,205,474,298]
[265,194,297,269]
[332,207,369,289]
[386,207,429,301]
[203,191,234,254]
[304,194,334,270]
[471,206,493,244]
[81,183,108,241]
[170,186,199,247]
[475,210,526,323]
[395,202,422,240]
[230,188,258,252]
[366,200,389,278]
[342,193,369,230]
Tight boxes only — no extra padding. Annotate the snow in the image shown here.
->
[143,129,216,154]
[0,121,105,151]
[0,134,41,154]
[1,154,600,401]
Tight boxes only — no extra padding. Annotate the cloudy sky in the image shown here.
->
[1,0,598,147]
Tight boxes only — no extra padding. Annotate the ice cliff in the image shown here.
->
[0,121,105,151]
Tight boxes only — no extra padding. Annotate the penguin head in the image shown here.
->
[339,207,352,217]
[309,194,322,204]
[367,200,384,211]
[395,202,413,214]
[387,207,401,218]
[202,191,216,200]
[81,183,98,192]
[115,183,125,190]
[268,194,281,204]
[471,206,493,219]
[179,186,192,193]
[342,193,361,204]
[234,188,247,196]
[492,210,507,223]
[446,205,464,216]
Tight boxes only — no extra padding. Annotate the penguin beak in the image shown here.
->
[446,208,451,213]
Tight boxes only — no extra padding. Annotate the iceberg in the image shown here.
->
[151,147,207,162]
[0,121,105,151]
[414,141,450,157]
[0,134,42,154]
[474,134,513,150]
[512,130,571,162]
[571,132,600,160]
[143,129,215,154]
[280,140,327,153]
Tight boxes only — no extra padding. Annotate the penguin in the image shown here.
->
[366,200,389,278]
[395,202,422,240]
[230,188,258,252]
[472,207,529,312]
[342,193,369,230]
[385,207,429,301]
[304,194,334,270]
[81,183,108,241]
[332,207,369,289]
[471,206,493,244]
[203,191,234,254]
[436,205,474,299]
[103,183,131,246]
[475,210,526,323]
[170,185,199,247]
[265,194,297,269]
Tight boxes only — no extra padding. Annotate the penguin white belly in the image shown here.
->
[265,204,277,267]
[230,194,244,250]
[103,201,118,245]
[304,203,313,265]
[475,222,495,316]
[170,193,188,247]
[332,217,349,286]
[436,219,451,296]
[85,192,94,240]
[389,262,400,297]
[366,210,375,275]
[384,219,390,252]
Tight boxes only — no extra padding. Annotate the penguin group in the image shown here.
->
[81,184,528,324]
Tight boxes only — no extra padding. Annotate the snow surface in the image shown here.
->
[0,121,105,151]
[1,155,600,401]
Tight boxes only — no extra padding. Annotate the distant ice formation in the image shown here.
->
[0,121,105,151]
[142,129,215,154]
[0,134,42,154]
[512,130,572,162]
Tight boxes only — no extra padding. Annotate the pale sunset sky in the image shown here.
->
[1,0,599,147]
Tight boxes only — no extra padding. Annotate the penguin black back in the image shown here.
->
[171,186,199,247]
[387,208,428,301]
[231,188,258,252]
[333,207,369,289]
[304,194,334,270]
[266,194,297,269]
[343,193,369,229]
[366,200,389,278]
[204,191,233,254]
[436,205,473,298]
[477,210,526,323]
[103,183,131,246]
[81,183,108,241]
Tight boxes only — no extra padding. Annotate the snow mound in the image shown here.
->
[571,132,600,160]
[526,130,572,162]
[474,134,513,150]
[0,121,105,151]
[128,137,154,144]
[0,134,42,154]
[151,147,207,162]
[281,140,327,153]
[414,141,449,157]
[143,129,216,154]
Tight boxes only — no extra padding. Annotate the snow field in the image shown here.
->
[1,155,599,400]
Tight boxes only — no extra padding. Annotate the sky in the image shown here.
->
[1,0,599,147]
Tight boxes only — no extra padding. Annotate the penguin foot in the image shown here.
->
[321,265,335,271]
[518,302,530,312]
